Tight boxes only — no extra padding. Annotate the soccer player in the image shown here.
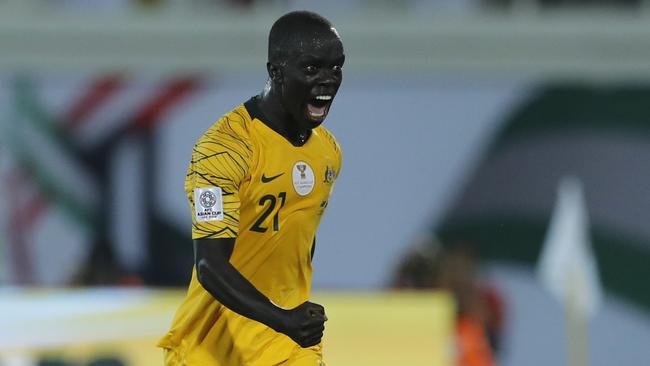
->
[157,11,345,366]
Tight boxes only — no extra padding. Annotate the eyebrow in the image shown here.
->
[296,54,345,65]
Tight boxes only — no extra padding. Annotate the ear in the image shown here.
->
[267,62,283,83]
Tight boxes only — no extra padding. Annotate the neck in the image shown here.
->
[257,85,311,146]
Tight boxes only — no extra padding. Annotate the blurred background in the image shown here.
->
[1,0,650,365]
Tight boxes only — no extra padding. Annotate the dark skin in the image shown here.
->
[194,25,344,348]
[259,27,345,146]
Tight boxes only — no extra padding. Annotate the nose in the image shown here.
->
[317,69,341,87]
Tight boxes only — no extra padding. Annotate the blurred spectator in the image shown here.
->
[393,236,505,366]
[392,234,440,289]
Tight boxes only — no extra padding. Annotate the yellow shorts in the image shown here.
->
[284,345,326,366]
[163,345,326,366]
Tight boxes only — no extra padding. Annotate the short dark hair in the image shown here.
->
[268,11,336,64]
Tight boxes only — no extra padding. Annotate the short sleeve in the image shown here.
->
[185,118,252,239]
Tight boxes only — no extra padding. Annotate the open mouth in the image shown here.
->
[306,95,333,122]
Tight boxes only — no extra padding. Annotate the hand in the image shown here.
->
[276,301,327,348]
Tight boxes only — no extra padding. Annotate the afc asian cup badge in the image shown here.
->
[194,187,224,222]
[200,190,217,208]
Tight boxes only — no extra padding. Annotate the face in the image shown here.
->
[275,29,345,129]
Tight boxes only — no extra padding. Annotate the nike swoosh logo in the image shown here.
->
[261,172,284,183]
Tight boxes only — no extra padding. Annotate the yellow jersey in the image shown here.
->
[157,97,341,365]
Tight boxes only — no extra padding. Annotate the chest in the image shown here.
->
[239,135,338,224]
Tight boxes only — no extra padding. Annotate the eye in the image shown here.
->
[333,65,342,72]
[304,65,318,74]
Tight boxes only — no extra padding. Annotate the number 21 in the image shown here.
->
[250,192,286,233]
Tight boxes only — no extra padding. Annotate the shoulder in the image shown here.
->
[191,104,255,177]
[194,104,255,157]
[201,104,254,146]
[314,126,342,173]
[315,126,342,157]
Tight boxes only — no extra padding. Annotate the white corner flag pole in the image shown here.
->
[537,176,603,366]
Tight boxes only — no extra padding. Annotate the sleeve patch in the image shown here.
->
[194,187,224,222]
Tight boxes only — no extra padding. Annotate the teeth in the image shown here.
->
[315,95,332,101]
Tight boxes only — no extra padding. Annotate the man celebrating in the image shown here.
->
[158,11,345,366]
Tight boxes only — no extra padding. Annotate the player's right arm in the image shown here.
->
[187,118,325,347]
[194,237,327,348]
